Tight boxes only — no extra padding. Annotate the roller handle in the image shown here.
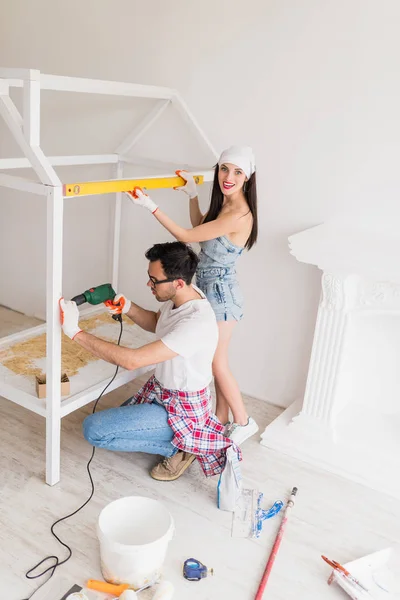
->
[87,579,129,595]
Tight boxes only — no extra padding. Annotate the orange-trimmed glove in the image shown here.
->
[174,170,198,199]
[105,293,131,316]
[125,187,158,214]
[59,298,82,340]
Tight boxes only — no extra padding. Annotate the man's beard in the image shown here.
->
[154,286,176,303]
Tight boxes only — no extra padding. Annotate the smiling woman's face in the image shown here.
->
[218,162,247,196]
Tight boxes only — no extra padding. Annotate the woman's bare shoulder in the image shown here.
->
[202,205,251,225]
[219,204,251,219]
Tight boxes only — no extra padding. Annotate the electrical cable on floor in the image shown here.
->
[22,318,124,600]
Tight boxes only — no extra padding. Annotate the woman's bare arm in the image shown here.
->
[154,208,242,243]
[189,195,204,227]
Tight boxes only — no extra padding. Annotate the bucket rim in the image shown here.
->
[97,495,174,550]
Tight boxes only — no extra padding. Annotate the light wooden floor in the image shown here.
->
[0,304,43,335]
[1,309,400,600]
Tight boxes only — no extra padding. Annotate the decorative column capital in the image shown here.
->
[321,273,345,311]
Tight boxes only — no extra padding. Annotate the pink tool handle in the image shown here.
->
[255,487,298,600]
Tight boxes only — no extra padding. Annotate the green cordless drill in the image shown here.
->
[71,283,122,322]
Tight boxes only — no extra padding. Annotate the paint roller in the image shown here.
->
[86,580,174,600]
[119,582,174,600]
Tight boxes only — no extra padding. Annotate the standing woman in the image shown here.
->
[127,146,259,444]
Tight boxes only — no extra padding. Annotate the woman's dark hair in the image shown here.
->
[203,165,258,249]
[145,241,199,285]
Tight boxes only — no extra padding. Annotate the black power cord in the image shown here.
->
[23,318,123,600]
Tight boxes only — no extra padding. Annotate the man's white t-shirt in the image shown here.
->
[155,285,218,392]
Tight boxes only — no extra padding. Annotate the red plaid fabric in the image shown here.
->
[128,375,242,477]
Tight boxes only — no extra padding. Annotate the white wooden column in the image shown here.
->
[45,186,63,486]
[288,273,355,442]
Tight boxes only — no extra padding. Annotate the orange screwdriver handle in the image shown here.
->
[87,579,129,595]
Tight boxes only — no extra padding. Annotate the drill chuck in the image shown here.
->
[71,293,87,306]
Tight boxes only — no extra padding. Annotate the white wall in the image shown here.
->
[1,0,400,407]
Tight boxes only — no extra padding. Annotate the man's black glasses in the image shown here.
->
[148,274,176,287]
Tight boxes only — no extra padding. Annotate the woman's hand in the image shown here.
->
[174,170,198,199]
[125,187,158,214]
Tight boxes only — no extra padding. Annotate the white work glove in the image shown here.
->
[125,187,158,214]
[59,298,82,340]
[174,170,198,199]
[105,293,131,316]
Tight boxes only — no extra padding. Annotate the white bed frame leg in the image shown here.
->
[112,161,123,291]
[45,186,64,485]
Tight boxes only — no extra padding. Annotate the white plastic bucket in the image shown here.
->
[97,496,174,589]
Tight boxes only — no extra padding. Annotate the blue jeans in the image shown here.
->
[83,401,177,457]
[196,269,244,322]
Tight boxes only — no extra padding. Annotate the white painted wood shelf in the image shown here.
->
[0,308,155,419]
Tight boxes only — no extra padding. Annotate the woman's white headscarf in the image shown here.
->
[218,146,256,179]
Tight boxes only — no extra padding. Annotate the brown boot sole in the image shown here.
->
[150,454,196,481]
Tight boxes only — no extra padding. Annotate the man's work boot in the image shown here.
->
[150,451,196,481]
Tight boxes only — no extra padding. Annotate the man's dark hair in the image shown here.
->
[145,241,199,285]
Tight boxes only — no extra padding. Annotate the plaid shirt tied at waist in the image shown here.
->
[126,375,242,477]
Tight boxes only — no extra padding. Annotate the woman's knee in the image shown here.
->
[212,354,230,378]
